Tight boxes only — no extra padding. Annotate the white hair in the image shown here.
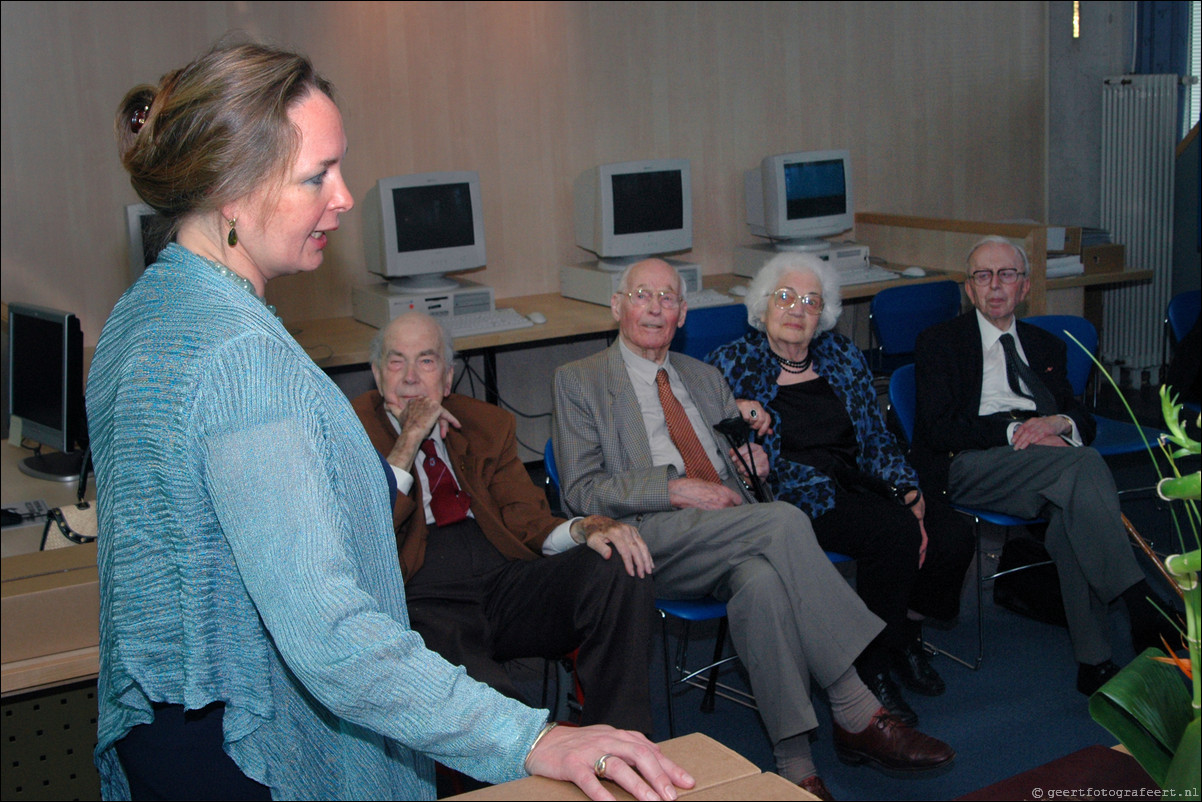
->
[369,311,455,370]
[616,259,685,296]
[966,235,1030,274]
[744,251,842,333]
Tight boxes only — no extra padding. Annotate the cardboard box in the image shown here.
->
[1047,226,1083,254]
[1082,244,1126,274]
[446,732,814,800]
[1,542,99,664]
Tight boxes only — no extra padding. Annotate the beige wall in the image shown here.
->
[1,1,1047,345]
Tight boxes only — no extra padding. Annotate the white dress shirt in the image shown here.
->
[385,412,579,554]
[974,310,1081,446]
[617,338,729,480]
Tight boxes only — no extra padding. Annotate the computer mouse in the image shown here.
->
[527,312,547,324]
[729,284,749,297]
[902,266,927,278]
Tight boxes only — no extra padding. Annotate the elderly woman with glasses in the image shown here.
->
[706,252,973,729]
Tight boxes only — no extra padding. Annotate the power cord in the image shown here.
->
[452,355,552,458]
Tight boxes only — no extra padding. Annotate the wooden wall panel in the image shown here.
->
[1,1,1046,344]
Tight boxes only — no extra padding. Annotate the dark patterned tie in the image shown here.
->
[656,369,721,484]
[419,439,472,526]
[999,333,1057,415]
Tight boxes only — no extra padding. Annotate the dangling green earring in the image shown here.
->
[227,218,238,248]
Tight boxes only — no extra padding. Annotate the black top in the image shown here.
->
[771,378,858,478]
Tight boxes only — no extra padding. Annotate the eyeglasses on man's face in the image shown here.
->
[969,268,1027,286]
[770,287,824,315]
[624,289,682,309]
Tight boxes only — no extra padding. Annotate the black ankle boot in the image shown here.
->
[892,639,946,697]
[863,671,918,728]
[1077,660,1121,696]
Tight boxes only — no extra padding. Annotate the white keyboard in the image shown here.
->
[686,288,741,308]
[446,307,535,337]
[838,264,901,286]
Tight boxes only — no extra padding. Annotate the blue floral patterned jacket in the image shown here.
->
[706,329,918,519]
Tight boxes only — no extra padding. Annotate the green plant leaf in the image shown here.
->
[1162,717,1201,799]
[1089,649,1192,785]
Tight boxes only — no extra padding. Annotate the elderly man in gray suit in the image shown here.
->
[552,258,955,797]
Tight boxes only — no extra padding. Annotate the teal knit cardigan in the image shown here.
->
[87,244,544,800]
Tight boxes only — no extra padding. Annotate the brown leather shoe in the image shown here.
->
[798,775,836,800]
[833,707,955,773]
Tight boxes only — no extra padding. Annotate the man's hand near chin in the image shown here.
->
[384,396,462,471]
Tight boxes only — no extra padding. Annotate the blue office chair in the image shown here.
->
[1165,289,1200,345]
[868,280,962,374]
[888,364,1048,670]
[1164,290,1201,414]
[1024,315,1164,457]
[669,302,752,360]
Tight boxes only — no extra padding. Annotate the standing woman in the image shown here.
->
[706,252,973,729]
[91,40,689,801]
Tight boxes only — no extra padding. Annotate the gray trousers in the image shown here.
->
[948,445,1145,664]
[635,499,884,742]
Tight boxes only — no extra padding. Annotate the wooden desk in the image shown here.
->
[291,291,620,373]
[853,212,1155,316]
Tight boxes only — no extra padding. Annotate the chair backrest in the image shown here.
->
[544,438,560,490]
[1023,315,1097,398]
[869,280,961,357]
[1167,290,1201,343]
[670,303,752,361]
[888,363,918,445]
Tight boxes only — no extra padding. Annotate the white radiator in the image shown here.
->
[1099,74,1177,379]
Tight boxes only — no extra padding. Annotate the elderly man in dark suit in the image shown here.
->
[911,236,1170,696]
[353,311,656,734]
[552,258,955,798]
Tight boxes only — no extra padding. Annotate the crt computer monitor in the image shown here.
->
[125,203,171,285]
[573,158,692,270]
[362,171,487,292]
[744,149,854,251]
[7,303,86,481]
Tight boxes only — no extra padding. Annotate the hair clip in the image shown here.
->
[131,105,149,134]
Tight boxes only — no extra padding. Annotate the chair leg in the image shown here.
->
[660,610,676,738]
[541,657,555,713]
[700,617,728,714]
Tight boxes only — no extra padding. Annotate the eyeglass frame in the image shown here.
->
[769,287,825,315]
[968,268,1028,286]
[622,288,683,309]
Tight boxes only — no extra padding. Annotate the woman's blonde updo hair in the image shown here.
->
[115,39,335,234]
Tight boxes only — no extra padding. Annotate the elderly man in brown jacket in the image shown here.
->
[353,311,656,734]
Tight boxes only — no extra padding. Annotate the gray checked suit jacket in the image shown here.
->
[552,340,757,522]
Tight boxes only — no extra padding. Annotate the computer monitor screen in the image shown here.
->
[745,149,854,251]
[125,203,171,284]
[574,159,692,268]
[363,171,487,292]
[7,303,86,481]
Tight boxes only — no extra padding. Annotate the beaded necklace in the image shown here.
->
[771,350,812,374]
[198,256,277,317]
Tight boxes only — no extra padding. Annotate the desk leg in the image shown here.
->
[484,350,498,406]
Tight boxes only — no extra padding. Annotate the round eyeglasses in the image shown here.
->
[623,289,682,309]
[968,268,1027,286]
[770,288,824,315]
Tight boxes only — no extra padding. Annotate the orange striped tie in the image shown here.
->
[656,369,721,484]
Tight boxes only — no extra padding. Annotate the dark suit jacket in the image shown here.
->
[911,311,1096,493]
[353,390,562,580]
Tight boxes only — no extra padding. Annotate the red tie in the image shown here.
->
[656,369,721,484]
[419,439,472,526]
